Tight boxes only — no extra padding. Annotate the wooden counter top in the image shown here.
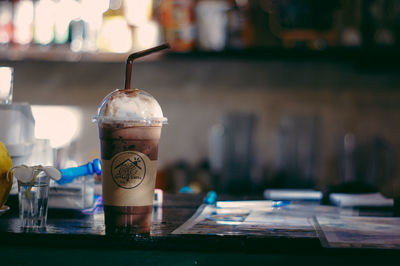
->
[0,194,399,265]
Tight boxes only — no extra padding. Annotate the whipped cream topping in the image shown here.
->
[103,89,163,121]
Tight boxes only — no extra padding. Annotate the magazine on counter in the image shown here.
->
[314,216,400,249]
[329,192,393,207]
[172,201,350,238]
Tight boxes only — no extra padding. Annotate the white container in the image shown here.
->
[0,103,35,147]
[0,103,36,195]
[48,175,95,209]
[0,104,56,196]
[196,1,230,51]
[0,67,13,104]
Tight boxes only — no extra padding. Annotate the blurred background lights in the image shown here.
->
[31,106,82,149]
[13,0,34,45]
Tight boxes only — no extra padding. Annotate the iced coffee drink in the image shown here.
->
[95,88,167,234]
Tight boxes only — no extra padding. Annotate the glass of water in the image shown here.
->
[18,171,50,229]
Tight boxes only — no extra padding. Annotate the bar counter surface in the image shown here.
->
[0,193,399,265]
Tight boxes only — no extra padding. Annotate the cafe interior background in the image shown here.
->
[0,0,399,200]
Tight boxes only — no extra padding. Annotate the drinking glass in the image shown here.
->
[18,171,50,229]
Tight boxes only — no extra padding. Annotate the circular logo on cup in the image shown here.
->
[110,151,146,189]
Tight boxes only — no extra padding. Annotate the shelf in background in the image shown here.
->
[0,45,163,63]
[1,45,400,71]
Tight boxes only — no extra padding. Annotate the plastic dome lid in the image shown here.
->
[93,88,167,125]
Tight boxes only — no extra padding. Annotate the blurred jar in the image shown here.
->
[195,0,230,51]
[70,18,85,52]
[0,0,13,45]
[159,0,196,52]
[69,0,107,52]
[12,0,34,45]
[53,0,79,45]
[124,0,153,27]
[97,0,132,53]
[80,0,108,51]
[126,0,162,51]
[226,0,250,49]
[34,0,56,45]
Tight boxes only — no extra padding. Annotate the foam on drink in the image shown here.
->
[103,89,163,122]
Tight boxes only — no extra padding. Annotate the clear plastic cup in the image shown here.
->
[18,171,50,229]
[93,88,167,234]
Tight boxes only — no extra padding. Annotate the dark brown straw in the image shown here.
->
[124,43,170,90]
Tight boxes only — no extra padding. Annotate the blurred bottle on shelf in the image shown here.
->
[69,0,108,52]
[339,0,362,47]
[70,17,85,52]
[195,0,229,51]
[80,0,108,51]
[125,0,153,26]
[126,0,163,51]
[159,0,196,52]
[264,0,340,50]
[360,0,399,48]
[2,0,400,53]
[97,0,132,53]
[0,0,13,45]
[68,0,84,52]
[12,0,34,45]
[53,0,77,45]
[33,0,56,45]
[226,0,250,49]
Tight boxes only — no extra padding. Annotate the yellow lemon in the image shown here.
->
[0,141,12,208]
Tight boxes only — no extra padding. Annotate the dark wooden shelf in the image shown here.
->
[1,45,400,71]
[0,45,163,63]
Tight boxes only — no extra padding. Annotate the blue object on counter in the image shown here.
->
[179,186,194,194]
[203,190,217,205]
[272,200,290,208]
[58,159,101,184]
